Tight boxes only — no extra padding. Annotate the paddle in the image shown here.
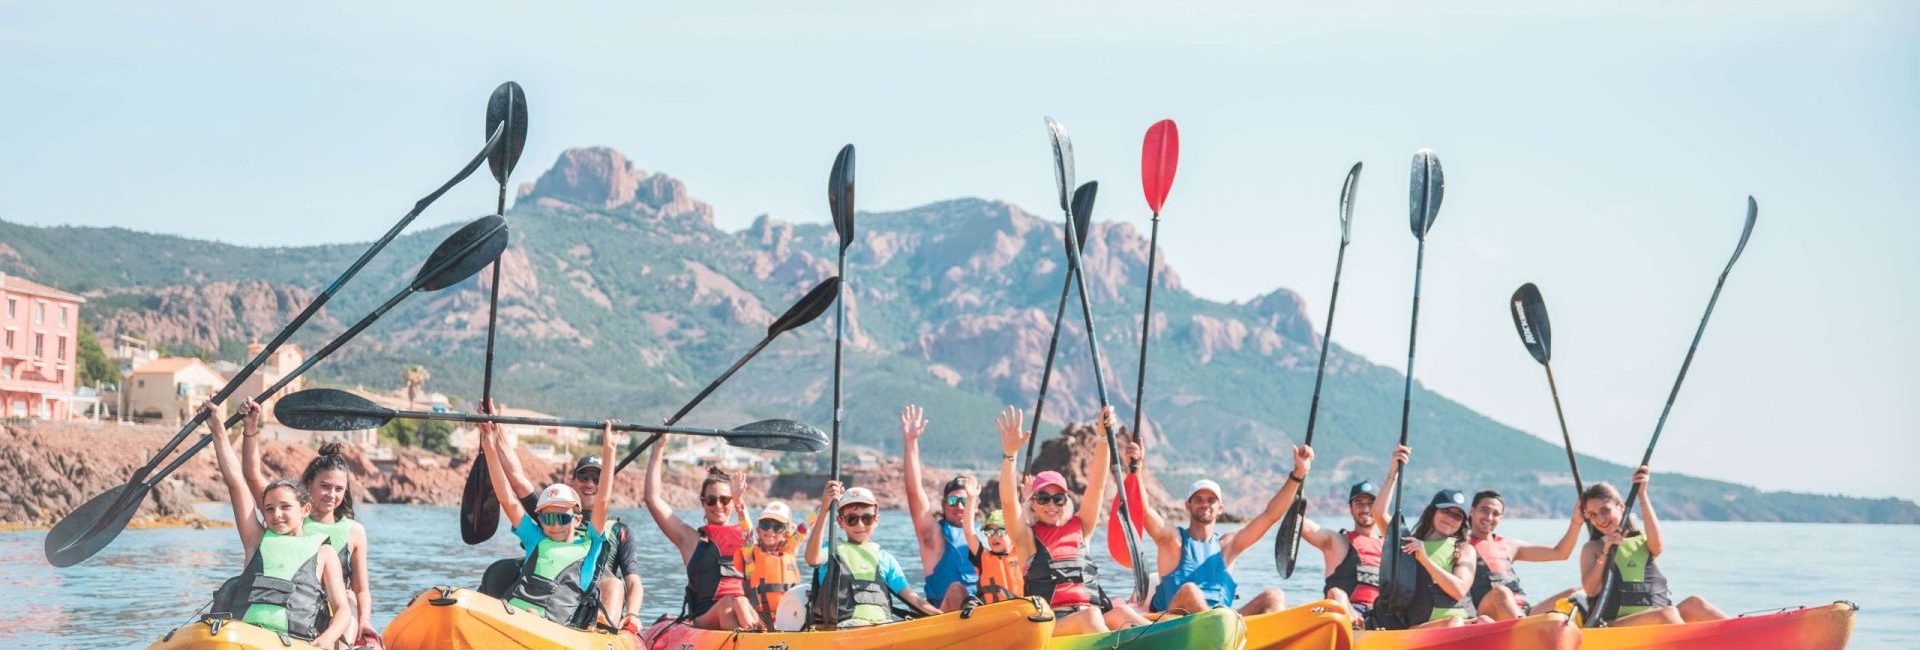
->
[810,144,855,630]
[461,81,531,545]
[1509,282,1584,496]
[1376,150,1444,627]
[1109,118,1179,570]
[1045,116,1151,601]
[611,276,842,471]
[1021,180,1096,469]
[1588,197,1756,627]
[44,123,508,561]
[44,215,509,566]
[1276,161,1363,577]
[274,389,829,453]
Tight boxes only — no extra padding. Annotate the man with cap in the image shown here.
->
[481,402,645,631]
[803,481,941,627]
[898,403,983,611]
[1298,445,1408,626]
[1127,439,1311,615]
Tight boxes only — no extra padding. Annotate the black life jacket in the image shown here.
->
[1597,531,1672,622]
[1469,533,1526,604]
[508,537,592,626]
[211,532,330,640]
[1397,537,1474,627]
[1324,529,1384,606]
[684,524,747,608]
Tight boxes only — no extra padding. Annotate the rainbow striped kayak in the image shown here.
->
[1047,607,1247,650]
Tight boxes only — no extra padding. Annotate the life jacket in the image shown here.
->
[506,530,598,625]
[824,540,896,626]
[685,523,747,607]
[1324,529,1383,607]
[924,519,979,601]
[1597,531,1671,622]
[1025,522,1100,609]
[212,530,330,640]
[1149,526,1238,611]
[740,543,803,618]
[1469,532,1526,604]
[1399,537,1473,625]
[975,548,1024,604]
[303,516,355,580]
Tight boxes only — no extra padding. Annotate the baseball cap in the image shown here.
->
[1349,481,1378,502]
[758,501,793,525]
[572,455,603,476]
[1429,489,1468,513]
[1186,479,1224,501]
[983,510,1006,529]
[535,483,580,511]
[839,486,879,510]
[943,475,970,496]
[1029,471,1070,495]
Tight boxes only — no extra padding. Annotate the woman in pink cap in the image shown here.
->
[995,405,1150,635]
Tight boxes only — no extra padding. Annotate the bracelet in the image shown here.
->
[1287,472,1305,483]
[1003,454,1016,462]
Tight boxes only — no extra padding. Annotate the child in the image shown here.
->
[803,483,941,627]
[972,510,1025,604]
[737,501,809,623]
[484,418,624,629]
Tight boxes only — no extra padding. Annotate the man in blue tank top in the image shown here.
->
[899,404,981,610]
[1134,440,1313,615]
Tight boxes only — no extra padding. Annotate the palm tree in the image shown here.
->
[402,365,431,409]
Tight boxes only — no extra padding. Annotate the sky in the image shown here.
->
[2,2,1916,501]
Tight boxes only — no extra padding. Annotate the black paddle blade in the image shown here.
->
[1377,512,1420,616]
[1408,149,1444,239]
[485,82,529,186]
[461,455,502,545]
[275,388,395,431]
[1275,495,1306,578]
[1340,162,1362,244]
[43,482,146,567]
[829,145,855,250]
[1069,181,1098,252]
[415,215,510,291]
[1730,196,1758,266]
[725,419,830,452]
[770,277,840,337]
[1510,283,1553,365]
[1045,117,1075,214]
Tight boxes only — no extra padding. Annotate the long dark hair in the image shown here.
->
[302,442,355,520]
[261,478,311,506]
[1412,503,1470,568]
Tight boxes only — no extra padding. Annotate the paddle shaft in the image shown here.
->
[1023,261,1079,468]
[1127,214,1161,448]
[1280,235,1351,574]
[482,182,508,405]
[1543,364,1584,494]
[319,406,781,439]
[613,334,777,473]
[1390,236,1428,536]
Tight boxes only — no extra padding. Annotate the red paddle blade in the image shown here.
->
[1140,119,1180,214]
[1106,473,1149,568]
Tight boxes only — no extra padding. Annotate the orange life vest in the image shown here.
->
[737,544,802,617]
[976,549,1025,604]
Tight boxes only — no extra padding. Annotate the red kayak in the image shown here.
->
[1580,601,1856,650]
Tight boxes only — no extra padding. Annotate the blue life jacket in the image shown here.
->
[925,519,979,599]
[1150,526,1237,611]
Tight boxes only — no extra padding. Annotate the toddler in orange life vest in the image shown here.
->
[735,501,810,622]
[971,509,1025,603]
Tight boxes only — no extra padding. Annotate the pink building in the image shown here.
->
[0,273,86,420]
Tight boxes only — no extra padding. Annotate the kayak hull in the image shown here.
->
[1353,613,1578,650]
[1580,602,1856,650]
[1243,600,1354,650]
[1047,607,1247,650]
[383,586,638,650]
[641,596,1055,649]
[147,616,324,650]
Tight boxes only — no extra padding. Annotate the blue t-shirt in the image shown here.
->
[812,540,911,594]
[512,513,607,587]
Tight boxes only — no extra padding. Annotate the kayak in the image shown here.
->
[1243,599,1354,650]
[1353,613,1578,650]
[382,586,639,650]
[1580,601,1856,650]
[147,615,325,650]
[641,596,1056,649]
[1047,607,1247,650]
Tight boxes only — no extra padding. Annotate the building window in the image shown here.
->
[137,379,145,388]
[59,307,68,326]
[5,298,14,318]
[3,330,12,349]
[2,364,11,380]
[34,303,44,324]
[34,333,44,357]
[57,336,66,361]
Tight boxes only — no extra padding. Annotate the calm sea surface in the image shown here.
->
[1,506,1913,648]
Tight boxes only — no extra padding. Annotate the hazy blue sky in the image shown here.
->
[3,2,1915,500]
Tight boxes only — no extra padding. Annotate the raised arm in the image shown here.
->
[483,420,526,526]
[481,400,538,502]
[1374,445,1410,526]
[1225,444,1313,561]
[1634,466,1661,556]
[205,400,263,550]
[1076,407,1116,538]
[644,433,699,558]
[1126,439,1173,548]
[900,405,938,547]
[237,400,270,502]
[804,480,841,566]
[591,421,616,534]
[310,548,353,649]
[959,477,982,556]
[1513,501,1585,562]
[995,407,1034,559]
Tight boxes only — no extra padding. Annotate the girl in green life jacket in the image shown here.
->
[203,400,354,647]
[1391,487,1498,629]
[1578,467,1728,627]
[481,418,624,629]
[235,400,380,647]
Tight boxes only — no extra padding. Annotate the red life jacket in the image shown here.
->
[1324,529,1383,606]
[685,523,747,605]
[1025,522,1097,609]
[1469,532,1526,604]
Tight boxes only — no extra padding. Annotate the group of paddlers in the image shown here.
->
[192,391,1730,648]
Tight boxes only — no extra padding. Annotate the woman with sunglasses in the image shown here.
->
[995,405,1151,635]
[483,418,623,629]
[644,436,760,630]
[972,509,1024,604]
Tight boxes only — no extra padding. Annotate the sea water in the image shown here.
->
[1,506,1912,648]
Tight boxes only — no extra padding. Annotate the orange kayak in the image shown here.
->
[382,586,639,650]
[641,596,1055,649]
[1243,599,1354,650]
[1580,602,1856,650]
[1353,613,1579,650]
[147,615,324,650]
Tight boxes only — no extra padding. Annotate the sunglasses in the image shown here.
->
[702,495,733,507]
[943,495,967,507]
[840,513,877,526]
[536,512,577,527]
[1031,492,1070,506]
[572,470,601,482]
[983,526,1007,536]
[757,520,788,533]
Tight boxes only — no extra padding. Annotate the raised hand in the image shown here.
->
[601,420,619,455]
[900,404,928,442]
[995,406,1027,456]
[1391,444,1412,466]
[1632,465,1651,489]
[237,400,262,437]
[1292,444,1314,476]
[821,479,844,509]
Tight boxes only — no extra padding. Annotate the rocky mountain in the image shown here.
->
[4,147,1913,524]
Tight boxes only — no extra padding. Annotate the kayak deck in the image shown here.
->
[1580,601,1856,650]
[1046,607,1248,650]
[383,586,639,650]
[1243,599,1354,650]
[147,615,325,650]
[641,596,1055,649]
[1353,613,1579,650]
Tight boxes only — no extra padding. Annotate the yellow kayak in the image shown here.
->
[147,615,324,650]
[640,596,1055,649]
[1579,601,1855,650]
[1243,599,1354,650]
[382,586,638,650]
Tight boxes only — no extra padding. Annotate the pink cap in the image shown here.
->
[1028,471,1070,495]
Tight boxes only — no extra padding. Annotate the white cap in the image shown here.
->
[759,501,793,525]
[1186,479,1224,501]
[840,486,879,509]
[535,483,580,511]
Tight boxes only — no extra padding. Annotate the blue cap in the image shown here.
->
[1349,481,1377,501]
[1429,489,1468,513]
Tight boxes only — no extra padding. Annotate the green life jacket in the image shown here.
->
[1599,532,1671,621]
[303,516,355,579]
[1405,537,1473,623]
[828,540,895,626]
[213,530,330,640]
[507,532,594,626]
